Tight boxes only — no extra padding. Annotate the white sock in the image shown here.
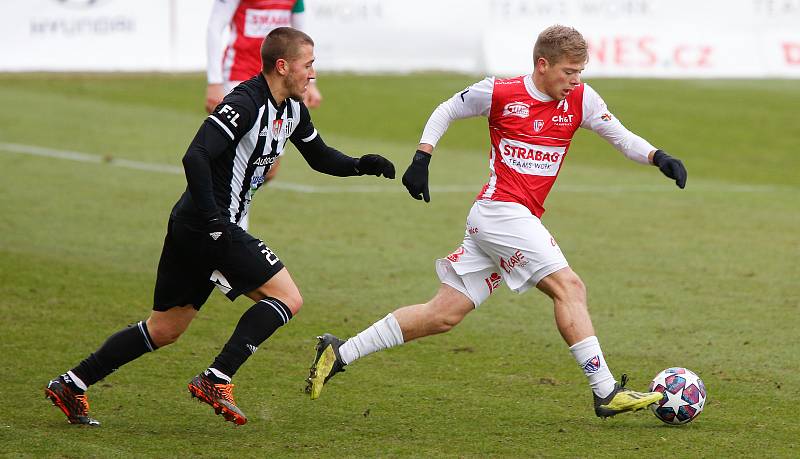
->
[338,313,404,365]
[207,367,232,383]
[569,336,616,398]
[66,370,88,391]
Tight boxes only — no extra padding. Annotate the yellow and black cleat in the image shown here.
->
[594,374,664,418]
[306,333,346,400]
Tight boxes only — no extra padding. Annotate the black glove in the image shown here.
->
[204,216,232,261]
[653,149,687,189]
[355,154,396,178]
[402,150,431,202]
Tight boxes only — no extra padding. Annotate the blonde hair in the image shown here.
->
[533,25,588,65]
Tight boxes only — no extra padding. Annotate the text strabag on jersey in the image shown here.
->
[498,138,566,177]
[245,9,292,37]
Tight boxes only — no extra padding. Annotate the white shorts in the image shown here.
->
[436,200,569,307]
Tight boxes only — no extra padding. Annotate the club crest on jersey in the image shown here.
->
[272,119,284,137]
[502,102,529,118]
[533,119,544,132]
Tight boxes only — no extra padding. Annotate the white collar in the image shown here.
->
[524,74,553,102]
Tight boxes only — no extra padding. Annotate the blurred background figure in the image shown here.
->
[206,0,322,114]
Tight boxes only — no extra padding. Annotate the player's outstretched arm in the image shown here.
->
[650,149,687,189]
[401,144,433,202]
[294,133,395,179]
[405,78,492,204]
[290,104,394,179]
[354,154,395,178]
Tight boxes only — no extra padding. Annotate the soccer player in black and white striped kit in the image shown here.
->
[44,27,395,426]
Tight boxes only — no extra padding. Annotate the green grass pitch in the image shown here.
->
[0,73,798,457]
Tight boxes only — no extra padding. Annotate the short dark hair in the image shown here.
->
[260,27,314,73]
[533,25,588,65]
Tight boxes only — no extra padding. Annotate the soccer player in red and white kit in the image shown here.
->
[307,25,687,418]
[206,0,321,113]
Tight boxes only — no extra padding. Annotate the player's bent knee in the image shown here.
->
[564,274,586,298]
[427,303,469,334]
[148,325,185,347]
[280,291,303,315]
[540,268,586,303]
[145,306,195,347]
[247,284,303,316]
[435,314,461,333]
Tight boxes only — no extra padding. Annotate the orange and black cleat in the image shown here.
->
[188,372,247,426]
[44,377,100,426]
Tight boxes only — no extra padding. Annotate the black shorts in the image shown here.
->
[153,218,284,311]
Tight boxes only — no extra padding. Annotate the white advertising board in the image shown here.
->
[0,0,171,71]
[304,0,482,73]
[481,0,800,78]
[0,0,798,78]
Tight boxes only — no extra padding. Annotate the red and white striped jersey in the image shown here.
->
[420,75,655,218]
[207,0,304,85]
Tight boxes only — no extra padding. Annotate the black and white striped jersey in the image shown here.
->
[171,74,319,228]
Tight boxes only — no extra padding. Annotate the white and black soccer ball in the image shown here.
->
[648,367,706,425]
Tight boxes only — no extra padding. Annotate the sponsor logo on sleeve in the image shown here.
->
[218,104,240,127]
[600,113,612,121]
[502,102,530,118]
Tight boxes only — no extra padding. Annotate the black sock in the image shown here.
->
[69,320,158,388]
[209,297,292,378]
